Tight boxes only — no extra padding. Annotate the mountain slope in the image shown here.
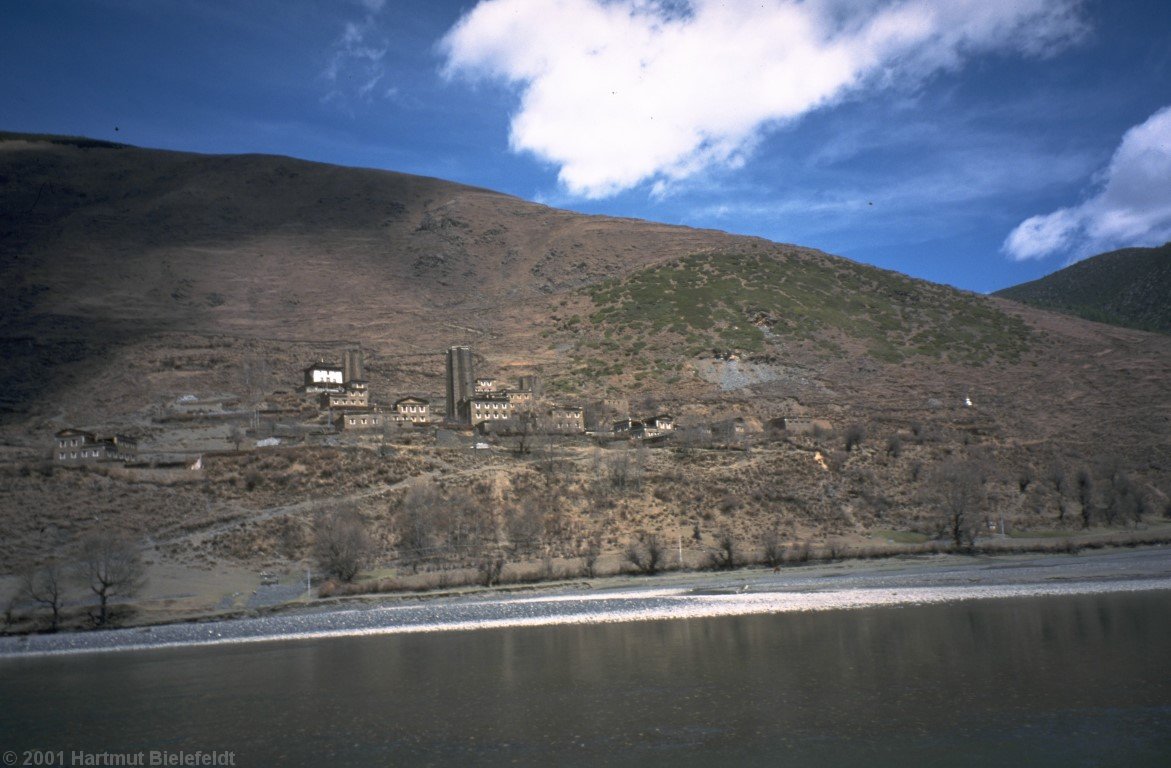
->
[0,133,1168,470]
[1,133,1170,600]
[994,244,1171,334]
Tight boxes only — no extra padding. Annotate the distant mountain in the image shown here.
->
[994,244,1171,334]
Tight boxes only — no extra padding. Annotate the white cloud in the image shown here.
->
[440,0,1087,198]
[321,8,393,106]
[1004,105,1171,261]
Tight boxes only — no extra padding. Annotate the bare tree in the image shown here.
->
[607,448,631,490]
[397,483,440,570]
[506,499,545,557]
[1099,459,1139,526]
[710,527,737,569]
[625,534,664,575]
[514,413,535,456]
[228,425,245,451]
[633,443,649,489]
[21,559,67,632]
[582,533,602,578]
[314,508,371,582]
[476,551,505,586]
[1076,468,1094,528]
[1048,462,1066,492]
[440,488,493,559]
[760,525,784,568]
[77,531,146,626]
[240,351,272,408]
[929,460,986,550]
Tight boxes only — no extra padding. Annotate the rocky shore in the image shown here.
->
[3,547,1169,658]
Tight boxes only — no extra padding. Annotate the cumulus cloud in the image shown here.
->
[1004,105,1171,261]
[440,0,1087,198]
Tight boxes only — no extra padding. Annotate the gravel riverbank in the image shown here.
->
[3,547,1169,658]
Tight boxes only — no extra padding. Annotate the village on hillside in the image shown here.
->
[52,344,832,466]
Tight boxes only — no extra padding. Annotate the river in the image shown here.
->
[1,588,1168,766]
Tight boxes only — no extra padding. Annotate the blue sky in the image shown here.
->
[2,0,1169,293]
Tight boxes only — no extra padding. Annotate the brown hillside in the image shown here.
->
[1,134,1169,622]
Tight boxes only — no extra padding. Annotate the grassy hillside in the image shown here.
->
[994,244,1171,334]
[543,250,1031,395]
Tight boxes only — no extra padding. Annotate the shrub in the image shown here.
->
[844,424,866,452]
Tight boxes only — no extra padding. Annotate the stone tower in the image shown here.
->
[445,345,474,424]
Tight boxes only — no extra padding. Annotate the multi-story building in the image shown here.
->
[467,392,514,425]
[507,388,535,412]
[54,430,137,462]
[391,397,430,424]
[322,384,369,410]
[336,410,384,431]
[543,406,584,434]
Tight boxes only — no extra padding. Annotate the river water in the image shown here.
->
[1,590,1169,766]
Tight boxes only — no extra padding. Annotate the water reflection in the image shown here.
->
[2,591,1168,766]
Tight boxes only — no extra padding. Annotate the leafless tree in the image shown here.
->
[514,413,535,456]
[710,527,737,569]
[625,533,664,575]
[240,352,272,407]
[760,525,784,568]
[1076,468,1094,528]
[506,499,545,557]
[1048,460,1068,496]
[476,551,505,586]
[21,559,67,632]
[397,483,440,571]
[1100,460,1139,526]
[632,443,648,489]
[228,425,245,451]
[314,508,371,582]
[608,448,631,490]
[582,533,602,578]
[77,530,146,626]
[885,434,903,458]
[439,488,493,558]
[929,460,986,550]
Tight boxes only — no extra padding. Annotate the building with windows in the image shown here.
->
[336,410,384,431]
[391,397,430,425]
[543,405,585,434]
[467,393,514,425]
[303,361,345,394]
[54,429,137,462]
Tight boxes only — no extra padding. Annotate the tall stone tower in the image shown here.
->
[445,345,475,424]
[343,348,364,385]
